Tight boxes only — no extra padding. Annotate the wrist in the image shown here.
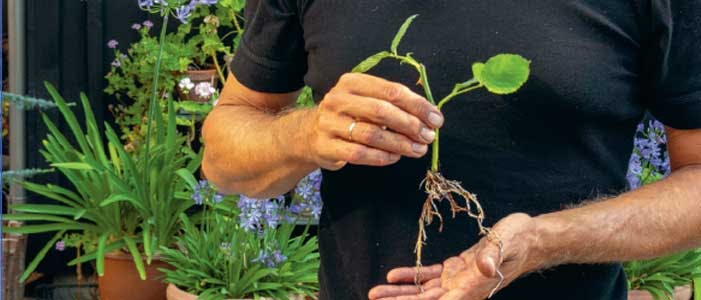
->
[529,213,570,271]
[289,107,320,167]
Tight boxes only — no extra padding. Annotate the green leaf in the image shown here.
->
[50,162,94,170]
[68,239,125,266]
[694,277,700,300]
[352,51,391,73]
[20,230,66,282]
[96,234,108,276]
[476,54,530,95]
[176,168,198,191]
[10,204,82,218]
[123,236,147,280]
[391,14,418,55]
[472,63,485,83]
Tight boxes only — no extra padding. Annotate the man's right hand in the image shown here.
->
[303,73,444,170]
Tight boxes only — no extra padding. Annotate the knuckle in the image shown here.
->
[364,127,384,145]
[347,146,367,162]
[339,73,358,86]
[412,99,429,116]
[383,83,405,102]
[372,101,392,123]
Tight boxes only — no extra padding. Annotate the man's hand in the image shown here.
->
[304,73,443,170]
[368,213,539,300]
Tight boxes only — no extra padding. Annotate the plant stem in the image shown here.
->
[212,54,226,85]
[232,11,243,34]
[144,14,169,220]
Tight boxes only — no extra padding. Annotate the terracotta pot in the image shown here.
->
[166,284,310,300]
[177,69,219,103]
[627,285,692,300]
[98,251,171,300]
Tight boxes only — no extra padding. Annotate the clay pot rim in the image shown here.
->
[104,250,164,261]
[166,283,308,300]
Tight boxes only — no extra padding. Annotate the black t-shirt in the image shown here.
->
[230,1,701,299]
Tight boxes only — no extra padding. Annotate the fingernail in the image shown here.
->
[421,127,435,142]
[412,143,427,153]
[389,154,401,161]
[428,112,443,127]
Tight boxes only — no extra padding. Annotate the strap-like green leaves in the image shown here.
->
[391,14,418,55]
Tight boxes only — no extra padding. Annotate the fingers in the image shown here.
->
[330,139,401,167]
[438,289,471,300]
[369,285,446,300]
[475,239,501,278]
[331,117,428,158]
[387,264,443,283]
[324,93,435,144]
[335,73,444,128]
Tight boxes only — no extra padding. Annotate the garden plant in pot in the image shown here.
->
[160,176,321,300]
[2,81,200,300]
[106,0,244,151]
[623,119,701,300]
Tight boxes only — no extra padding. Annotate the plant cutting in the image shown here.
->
[353,15,530,292]
[624,119,701,300]
[160,178,320,300]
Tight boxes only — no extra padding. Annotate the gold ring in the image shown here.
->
[348,120,358,142]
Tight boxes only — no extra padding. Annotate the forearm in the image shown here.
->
[202,104,317,198]
[532,165,701,269]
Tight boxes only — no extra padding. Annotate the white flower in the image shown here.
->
[194,82,217,99]
[178,77,195,91]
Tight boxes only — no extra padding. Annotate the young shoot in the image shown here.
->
[353,15,530,296]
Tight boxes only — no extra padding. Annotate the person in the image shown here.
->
[202,1,701,299]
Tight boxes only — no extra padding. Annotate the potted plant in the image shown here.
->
[160,177,320,300]
[175,0,245,103]
[624,119,701,300]
[105,19,198,149]
[2,82,201,300]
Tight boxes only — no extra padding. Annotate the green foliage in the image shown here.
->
[353,15,530,171]
[160,205,320,300]
[352,51,392,73]
[391,14,418,55]
[473,54,531,95]
[2,82,201,281]
[625,249,701,300]
[295,86,316,108]
[105,2,244,149]
[105,25,196,148]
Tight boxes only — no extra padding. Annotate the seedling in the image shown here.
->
[353,15,530,295]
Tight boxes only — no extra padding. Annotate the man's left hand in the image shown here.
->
[368,213,541,300]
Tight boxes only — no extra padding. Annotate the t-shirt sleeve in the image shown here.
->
[641,0,701,129]
[229,0,307,93]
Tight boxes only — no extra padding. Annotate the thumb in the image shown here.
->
[475,239,502,278]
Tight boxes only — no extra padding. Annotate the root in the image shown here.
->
[414,170,503,297]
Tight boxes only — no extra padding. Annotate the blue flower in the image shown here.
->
[212,193,224,204]
[198,0,218,5]
[627,119,671,190]
[143,20,154,29]
[138,0,155,9]
[174,5,193,23]
[131,23,142,30]
[252,249,287,268]
[55,240,66,252]
[107,39,119,49]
